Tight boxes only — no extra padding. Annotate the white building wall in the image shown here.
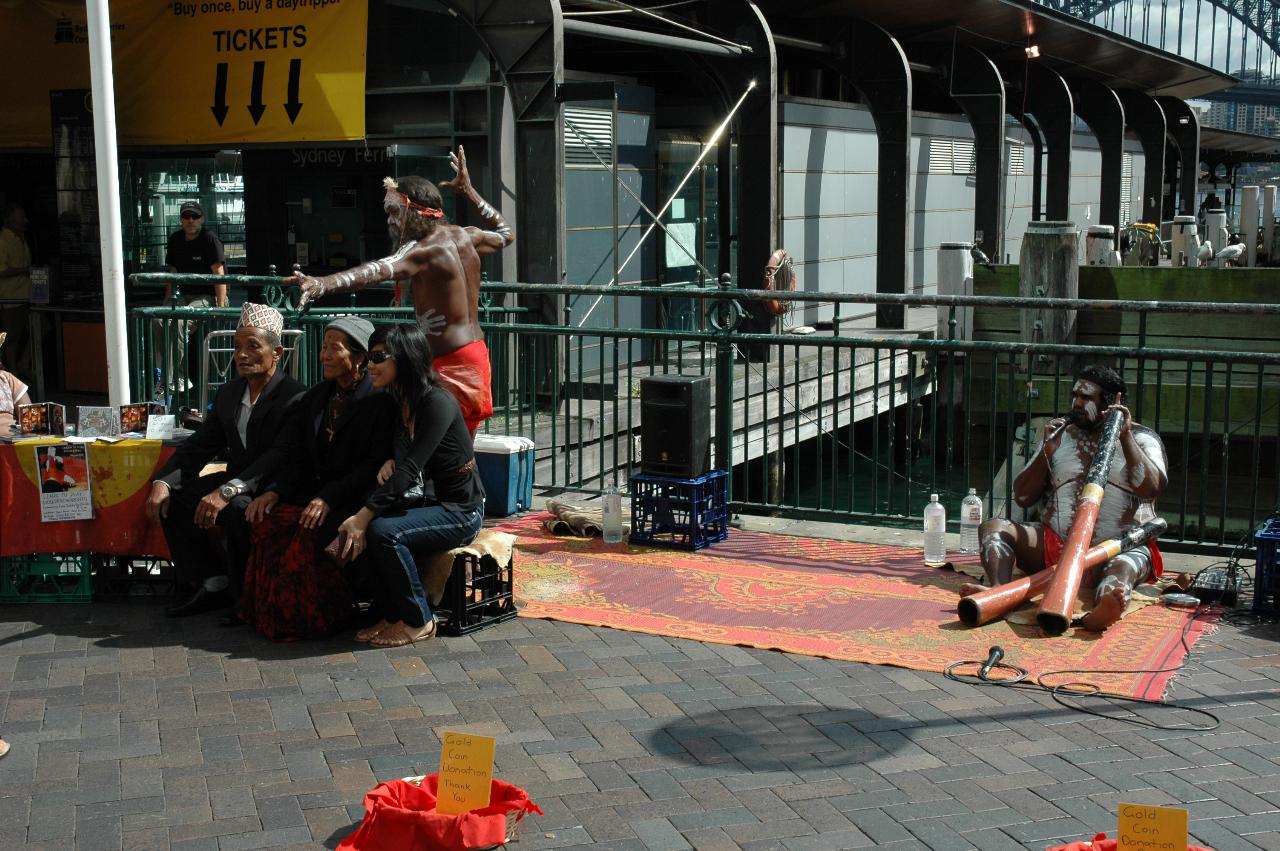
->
[780,97,1147,323]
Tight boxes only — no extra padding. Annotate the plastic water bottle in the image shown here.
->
[959,488,983,553]
[923,493,947,564]
[602,484,623,544]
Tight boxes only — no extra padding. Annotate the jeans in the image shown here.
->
[367,504,483,628]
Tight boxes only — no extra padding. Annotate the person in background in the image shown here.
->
[0,332,30,434]
[334,323,485,647]
[237,316,397,640]
[146,303,305,617]
[156,200,227,393]
[0,203,32,383]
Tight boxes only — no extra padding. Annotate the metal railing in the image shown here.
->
[129,273,1280,553]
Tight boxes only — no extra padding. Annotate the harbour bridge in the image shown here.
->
[1039,0,1280,115]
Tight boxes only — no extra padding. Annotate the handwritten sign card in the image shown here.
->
[1118,803,1187,851]
[145,415,176,440]
[435,731,496,815]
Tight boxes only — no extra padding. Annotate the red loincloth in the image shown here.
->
[1043,525,1163,578]
[433,339,493,435]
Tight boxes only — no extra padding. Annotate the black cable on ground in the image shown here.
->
[944,603,1222,732]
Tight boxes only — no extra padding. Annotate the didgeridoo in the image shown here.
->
[1036,408,1126,635]
[957,517,1167,627]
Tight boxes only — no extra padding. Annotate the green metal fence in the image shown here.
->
[129,273,1280,553]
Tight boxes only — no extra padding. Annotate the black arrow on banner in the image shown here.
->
[247,61,266,125]
[284,58,303,123]
[211,63,229,126]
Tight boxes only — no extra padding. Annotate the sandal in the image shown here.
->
[370,619,436,648]
[355,619,393,642]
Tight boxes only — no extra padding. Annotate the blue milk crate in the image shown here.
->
[0,553,93,603]
[1254,517,1280,613]
[629,470,729,551]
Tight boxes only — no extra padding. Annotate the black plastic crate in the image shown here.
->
[1255,517,1280,613]
[629,470,729,551]
[436,551,518,636]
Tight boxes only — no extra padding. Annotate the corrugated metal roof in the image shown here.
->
[756,0,1236,100]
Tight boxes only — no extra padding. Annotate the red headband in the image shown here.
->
[393,191,444,219]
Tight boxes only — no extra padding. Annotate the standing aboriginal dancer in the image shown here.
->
[965,365,1168,631]
[289,146,513,435]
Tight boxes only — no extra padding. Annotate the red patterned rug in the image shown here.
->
[495,515,1217,700]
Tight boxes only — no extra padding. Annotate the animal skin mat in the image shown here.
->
[496,515,1217,700]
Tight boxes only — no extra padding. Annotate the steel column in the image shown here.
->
[926,44,1006,262]
[844,20,912,329]
[1005,63,1073,220]
[706,0,777,358]
[1071,79,1126,232]
[1158,96,1202,216]
[1117,90,1167,225]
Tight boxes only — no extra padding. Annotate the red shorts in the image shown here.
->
[1043,526,1163,579]
[433,339,493,435]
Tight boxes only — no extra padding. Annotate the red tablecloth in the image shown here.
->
[0,439,173,558]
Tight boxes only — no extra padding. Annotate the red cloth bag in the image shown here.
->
[337,774,542,851]
[1047,832,1214,850]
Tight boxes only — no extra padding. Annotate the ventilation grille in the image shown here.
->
[564,107,613,167]
[1120,152,1134,225]
[1007,139,1026,176]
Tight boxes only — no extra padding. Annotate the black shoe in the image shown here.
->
[165,587,230,618]
[219,612,247,628]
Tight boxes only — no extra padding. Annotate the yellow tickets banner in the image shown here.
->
[114,0,367,144]
[0,2,93,149]
[0,0,367,148]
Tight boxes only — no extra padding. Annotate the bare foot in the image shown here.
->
[355,619,392,642]
[0,738,9,758]
[959,582,986,598]
[1079,586,1127,631]
[369,619,437,648]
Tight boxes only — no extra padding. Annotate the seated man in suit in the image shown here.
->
[145,303,306,617]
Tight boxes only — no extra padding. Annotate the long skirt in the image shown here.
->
[239,504,352,641]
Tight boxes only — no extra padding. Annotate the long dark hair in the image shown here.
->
[369,322,438,413]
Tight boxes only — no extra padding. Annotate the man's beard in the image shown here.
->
[1066,406,1102,430]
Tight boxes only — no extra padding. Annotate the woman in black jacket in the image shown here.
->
[238,317,397,640]
[336,323,485,647]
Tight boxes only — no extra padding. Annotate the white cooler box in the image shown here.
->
[473,435,535,517]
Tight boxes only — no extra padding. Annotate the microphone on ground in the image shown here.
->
[979,646,1005,679]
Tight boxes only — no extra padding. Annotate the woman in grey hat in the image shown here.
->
[235,316,398,640]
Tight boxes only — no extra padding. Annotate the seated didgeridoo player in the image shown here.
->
[146,303,306,617]
[967,365,1169,631]
[288,146,512,436]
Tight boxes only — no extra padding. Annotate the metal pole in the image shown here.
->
[86,0,130,406]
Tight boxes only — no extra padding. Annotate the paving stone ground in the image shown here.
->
[0,518,1277,851]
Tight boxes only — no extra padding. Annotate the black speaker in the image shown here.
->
[641,375,711,478]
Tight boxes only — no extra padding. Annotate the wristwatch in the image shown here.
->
[220,480,245,500]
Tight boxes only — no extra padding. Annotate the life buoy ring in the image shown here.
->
[764,249,796,317]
